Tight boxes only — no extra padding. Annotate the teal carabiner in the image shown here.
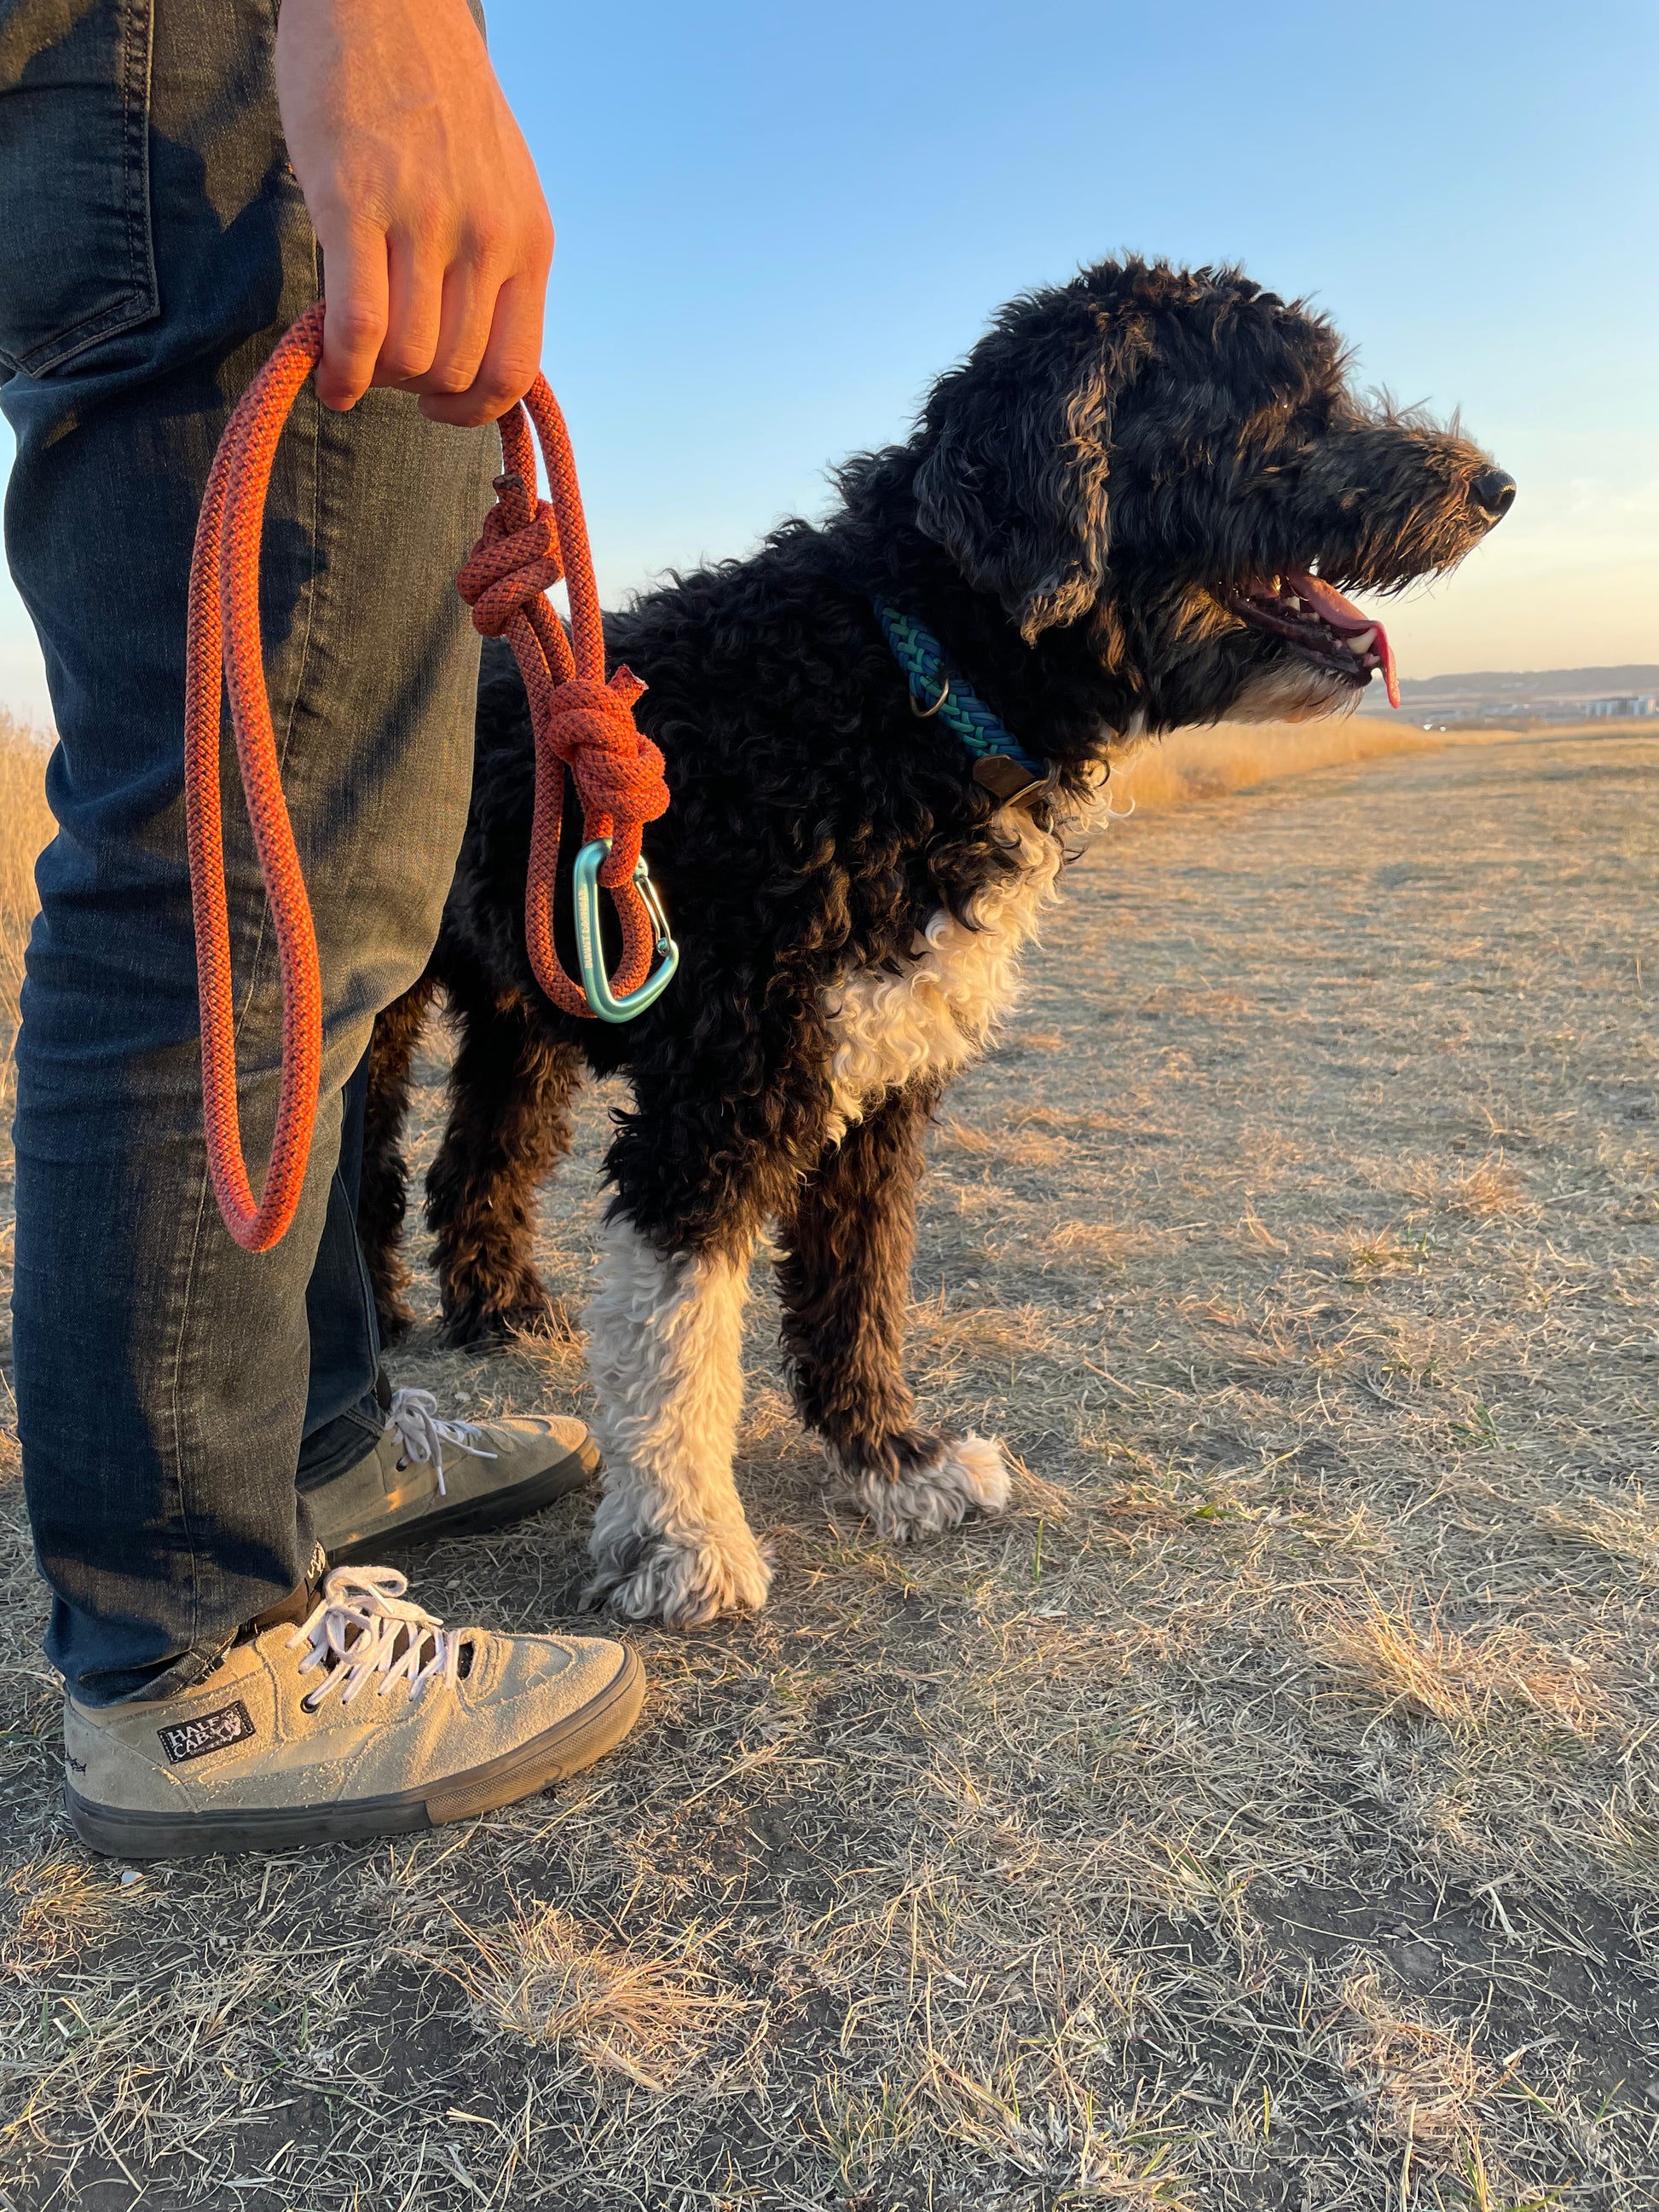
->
[571,839,680,1023]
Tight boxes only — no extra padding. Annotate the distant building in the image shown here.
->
[1585,695,1657,717]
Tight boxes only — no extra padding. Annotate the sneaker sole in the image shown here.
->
[66,1646,645,1862]
[324,1435,602,1564]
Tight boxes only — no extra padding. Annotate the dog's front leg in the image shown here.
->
[582,1002,830,1626]
[777,1079,1010,1539]
[582,1212,772,1627]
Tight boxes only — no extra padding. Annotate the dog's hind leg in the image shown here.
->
[359,973,440,1346]
[426,978,585,1349]
[776,1079,1011,1541]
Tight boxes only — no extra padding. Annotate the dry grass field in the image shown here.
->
[0,715,1656,2209]
[0,713,52,1128]
[1107,717,1448,812]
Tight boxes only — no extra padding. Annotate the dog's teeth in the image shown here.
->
[1344,627,1376,656]
[1284,594,1301,611]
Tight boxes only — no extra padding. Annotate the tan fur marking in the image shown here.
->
[585,1217,771,1626]
[820,783,1113,1142]
[831,1432,1012,1539]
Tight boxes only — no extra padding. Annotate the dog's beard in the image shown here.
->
[1226,657,1366,725]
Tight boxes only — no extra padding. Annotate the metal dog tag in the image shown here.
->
[972,754,1045,805]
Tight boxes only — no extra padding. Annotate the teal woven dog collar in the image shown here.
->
[873,600,1048,798]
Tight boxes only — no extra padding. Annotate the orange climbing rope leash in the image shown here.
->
[184,302,674,1254]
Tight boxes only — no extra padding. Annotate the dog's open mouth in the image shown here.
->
[1225,570,1400,709]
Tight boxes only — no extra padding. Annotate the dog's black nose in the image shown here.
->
[1471,466,1517,520]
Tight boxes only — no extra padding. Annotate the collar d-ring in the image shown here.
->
[910,669,950,718]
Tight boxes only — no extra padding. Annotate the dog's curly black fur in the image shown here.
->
[361,256,1512,1624]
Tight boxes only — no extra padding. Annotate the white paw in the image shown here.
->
[584,1519,773,1628]
[838,1433,1011,1543]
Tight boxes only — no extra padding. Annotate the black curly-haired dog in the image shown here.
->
[361,255,1514,1626]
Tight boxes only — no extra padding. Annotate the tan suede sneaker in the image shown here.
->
[310,1389,600,1562]
[65,1567,645,1860]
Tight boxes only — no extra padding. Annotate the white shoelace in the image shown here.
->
[288,1565,463,1709]
[384,1387,498,1499]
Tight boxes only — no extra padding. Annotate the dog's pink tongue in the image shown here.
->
[1286,569,1400,708]
[1379,633,1400,709]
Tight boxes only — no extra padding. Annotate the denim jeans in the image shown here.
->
[0,0,495,1703]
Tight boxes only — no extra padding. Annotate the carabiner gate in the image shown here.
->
[571,839,680,1023]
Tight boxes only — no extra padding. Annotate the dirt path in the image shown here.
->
[2,731,1656,2209]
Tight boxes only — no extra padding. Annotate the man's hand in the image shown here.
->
[274,0,553,424]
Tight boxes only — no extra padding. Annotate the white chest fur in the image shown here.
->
[820,799,1074,1142]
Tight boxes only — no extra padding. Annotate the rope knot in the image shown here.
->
[544,669,668,880]
[455,494,563,639]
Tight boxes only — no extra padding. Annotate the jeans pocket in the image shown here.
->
[0,0,159,376]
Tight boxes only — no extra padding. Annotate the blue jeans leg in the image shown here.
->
[298,1048,390,1491]
[1,0,492,1704]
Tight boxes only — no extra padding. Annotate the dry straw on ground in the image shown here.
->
[0,717,1656,2210]
[1307,1590,1610,1736]
[458,1903,735,2088]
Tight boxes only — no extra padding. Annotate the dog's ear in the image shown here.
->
[912,303,1144,643]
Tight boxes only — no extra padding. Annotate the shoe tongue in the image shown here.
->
[239,1575,319,1642]
[394,1619,439,1660]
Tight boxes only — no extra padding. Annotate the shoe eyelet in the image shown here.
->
[396,1455,409,1473]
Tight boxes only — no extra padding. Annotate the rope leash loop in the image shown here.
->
[187,304,678,1253]
[184,303,327,1252]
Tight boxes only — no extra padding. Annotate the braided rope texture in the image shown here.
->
[185,308,668,1252]
[456,378,668,1019]
[184,305,328,1252]
[872,600,1045,777]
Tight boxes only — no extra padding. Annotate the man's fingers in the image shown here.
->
[314,222,390,410]
[375,231,444,388]
[417,258,495,397]
[309,198,551,423]
[416,270,546,428]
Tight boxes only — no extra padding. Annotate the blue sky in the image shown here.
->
[3,0,1655,723]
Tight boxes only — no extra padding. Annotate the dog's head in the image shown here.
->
[886,257,1512,736]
